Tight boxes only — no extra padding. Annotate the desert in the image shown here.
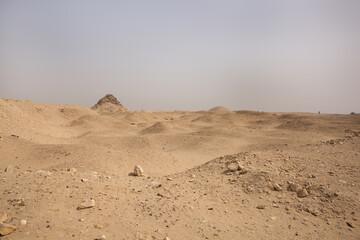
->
[0,94,359,239]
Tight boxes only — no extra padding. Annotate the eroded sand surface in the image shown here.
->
[0,97,359,239]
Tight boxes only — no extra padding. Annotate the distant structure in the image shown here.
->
[91,94,129,113]
[209,106,232,112]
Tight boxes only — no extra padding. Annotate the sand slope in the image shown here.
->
[0,97,360,239]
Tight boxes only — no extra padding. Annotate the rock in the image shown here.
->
[346,221,354,228]
[20,220,27,225]
[0,223,17,236]
[36,170,52,177]
[4,165,14,173]
[133,165,144,176]
[94,224,104,229]
[77,199,95,210]
[256,205,265,209]
[87,171,98,176]
[227,162,239,172]
[68,168,77,173]
[164,237,171,240]
[94,235,106,240]
[287,182,301,193]
[151,182,162,188]
[17,198,26,206]
[81,179,88,182]
[273,183,282,191]
[0,214,7,223]
[297,189,309,198]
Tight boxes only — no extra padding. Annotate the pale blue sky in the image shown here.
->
[0,0,359,113]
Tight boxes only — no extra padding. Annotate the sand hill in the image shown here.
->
[91,94,129,113]
[0,97,360,239]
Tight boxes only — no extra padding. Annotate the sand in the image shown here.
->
[0,96,359,239]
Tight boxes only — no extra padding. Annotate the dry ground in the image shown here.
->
[0,98,359,239]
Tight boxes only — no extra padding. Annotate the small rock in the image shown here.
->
[20,220,27,225]
[256,205,265,209]
[288,182,301,193]
[151,182,162,187]
[94,235,106,240]
[167,178,173,181]
[18,198,26,206]
[164,237,171,240]
[94,224,104,229]
[227,162,239,172]
[68,168,77,173]
[81,179,88,182]
[36,170,52,177]
[297,189,309,198]
[346,221,354,228]
[0,223,17,236]
[87,171,98,176]
[273,183,282,191]
[4,165,14,173]
[0,214,7,223]
[133,165,144,176]
[77,199,95,210]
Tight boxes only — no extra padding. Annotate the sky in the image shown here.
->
[0,0,359,113]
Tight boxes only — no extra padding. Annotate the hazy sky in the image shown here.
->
[0,0,359,113]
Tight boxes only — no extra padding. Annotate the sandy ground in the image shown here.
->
[0,97,359,239]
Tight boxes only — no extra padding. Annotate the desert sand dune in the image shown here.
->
[0,96,360,239]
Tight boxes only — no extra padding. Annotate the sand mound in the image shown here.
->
[91,94,129,113]
[209,106,231,112]
[140,122,167,134]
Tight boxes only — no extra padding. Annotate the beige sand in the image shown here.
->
[0,96,359,239]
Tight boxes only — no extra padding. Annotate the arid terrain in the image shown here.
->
[0,95,359,240]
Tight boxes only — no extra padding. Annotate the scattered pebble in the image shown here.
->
[77,199,95,210]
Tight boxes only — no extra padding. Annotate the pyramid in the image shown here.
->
[209,106,231,112]
[91,94,129,113]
